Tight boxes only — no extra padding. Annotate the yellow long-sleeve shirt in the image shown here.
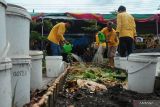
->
[101,27,119,47]
[47,22,65,45]
[95,34,106,47]
[116,12,136,39]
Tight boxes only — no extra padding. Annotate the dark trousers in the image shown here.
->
[50,42,61,56]
[119,37,133,57]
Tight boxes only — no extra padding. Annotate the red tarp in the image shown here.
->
[135,14,160,23]
[66,13,107,23]
[32,13,44,21]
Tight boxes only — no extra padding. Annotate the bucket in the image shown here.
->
[112,57,128,70]
[59,61,65,74]
[29,51,43,90]
[127,56,157,93]
[119,57,127,70]
[6,4,31,56]
[114,57,121,68]
[11,56,31,107]
[130,53,160,76]
[0,0,7,56]
[0,58,12,107]
[45,56,63,77]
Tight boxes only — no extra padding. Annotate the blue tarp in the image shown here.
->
[72,36,90,47]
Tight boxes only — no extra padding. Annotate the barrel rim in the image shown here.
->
[0,0,7,8]
[6,3,31,20]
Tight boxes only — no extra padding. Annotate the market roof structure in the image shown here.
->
[31,13,160,23]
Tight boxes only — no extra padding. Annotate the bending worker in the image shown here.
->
[47,22,71,56]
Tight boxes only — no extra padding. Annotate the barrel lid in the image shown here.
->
[0,57,11,63]
[128,56,157,63]
[0,0,7,8]
[6,3,31,20]
[11,56,31,64]
[0,58,12,71]
[10,55,31,59]
[130,53,160,57]
[29,51,43,56]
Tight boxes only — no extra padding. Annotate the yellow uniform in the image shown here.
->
[116,12,136,38]
[101,27,119,47]
[47,22,65,45]
[95,34,106,47]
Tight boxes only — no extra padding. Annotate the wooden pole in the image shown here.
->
[156,16,159,39]
[41,17,44,50]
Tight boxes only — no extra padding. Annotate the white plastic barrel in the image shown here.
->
[0,58,12,107]
[11,56,31,107]
[130,53,160,76]
[46,56,63,77]
[127,56,157,93]
[29,51,43,90]
[6,4,31,56]
[0,0,7,56]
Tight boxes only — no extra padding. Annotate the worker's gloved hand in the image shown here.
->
[61,40,68,45]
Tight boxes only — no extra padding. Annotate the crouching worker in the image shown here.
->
[62,42,73,64]
[103,22,119,68]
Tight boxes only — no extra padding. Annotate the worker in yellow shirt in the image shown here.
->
[47,22,71,55]
[116,6,136,57]
[101,22,119,68]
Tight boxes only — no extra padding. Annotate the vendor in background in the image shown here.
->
[116,6,136,57]
[47,22,71,56]
[102,22,119,68]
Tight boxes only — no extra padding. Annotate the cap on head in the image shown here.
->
[118,5,126,12]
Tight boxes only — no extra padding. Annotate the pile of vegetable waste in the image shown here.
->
[55,63,160,107]
[65,63,127,90]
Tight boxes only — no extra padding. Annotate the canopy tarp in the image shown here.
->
[66,13,107,23]
[31,12,160,23]
[103,14,160,23]
[31,13,45,21]
[103,14,153,20]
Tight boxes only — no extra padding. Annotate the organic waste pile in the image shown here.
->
[55,63,160,107]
